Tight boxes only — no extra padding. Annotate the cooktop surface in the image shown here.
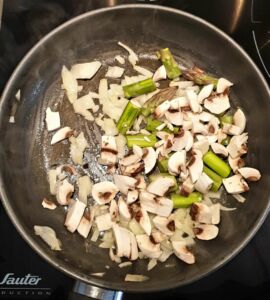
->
[0,1,269,299]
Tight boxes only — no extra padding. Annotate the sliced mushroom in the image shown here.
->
[172,241,195,264]
[64,200,86,233]
[180,177,195,196]
[192,121,208,135]
[100,135,118,166]
[227,133,248,158]
[204,94,230,114]
[194,224,219,240]
[139,191,173,217]
[118,197,131,221]
[56,179,74,205]
[92,181,119,204]
[165,109,183,126]
[109,200,118,223]
[223,174,249,194]
[34,226,61,251]
[120,148,142,167]
[113,174,137,195]
[129,230,139,260]
[154,100,171,118]
[153,216,175,236]
[143,147,157,174]
[211,143,228,157]
[168,150,186,175]
[112,223,131,258]
[147,176,175,196]
[172,130,193,152]
[95,213,112,232]
[45,108,60,132]
[193,138,209,156]
[186,90,201,113]
[222,123,243,136]
[78,176,93,204]
[121,161,144,176]
[115,134,126,159]
[211,203,220,225]
[197,84,214,104]
[228,156,245,173]
[51,127,73,145]
[238,167,261,181]
[136,234,162,259]
[153,65,167,81]
[42,198,57,210]
[199,111,213,122]
[151,229,167,243]
[77,213,93,238]
[127,189,139,204]
[194,172,213,194]
[135,175,147,190]
[190,203,212,224]
[207,116,220,135]
[188,153,203,183]
[216,78,233,93]
[233,108,246,134]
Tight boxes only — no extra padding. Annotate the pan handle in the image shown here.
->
[68,281,124,300]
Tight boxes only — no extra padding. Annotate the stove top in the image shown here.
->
[0,1,269,299]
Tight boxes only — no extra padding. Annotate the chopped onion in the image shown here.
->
[15,89,21,101]
[116,134,126,158]
[48,169,57,195]
[69,132,89,165]
[9,116,15,123]
[91,227,100,242]
[220,205,237,211]
[91,272,105,277]
[124,274,149,282]
[71,61,101,80]
[206,191,222,199]
[115,55,125,64]
[78,176,93,204]
[147,259,157,271]
[118,41,138,66]
[133,65,153,77]
[34,226,61,251]
[232,194,246,203]
[118,262,132,268]
[73,94,99,121]
[61,66,77,103]
[102,118,119,136]
[106,66,125,78]
[121,75,147,86]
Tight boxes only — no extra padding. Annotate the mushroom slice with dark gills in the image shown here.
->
[100,135,118,166]
[64,200,86,233]
[172,241,195,264]
[153,216,175,236]
[146,176,175,196]
[56,179,74,205]
[188,150,203,183]
[129,202,152,235]
[91,181,119,205]
[223,174,249,194]
[139,191,173,217]
[193,224,219,240]
[238,167,261,182]
[136,234,162,259]
[50,127,74,145]
[113,174,137,195]
[168,150,186,175]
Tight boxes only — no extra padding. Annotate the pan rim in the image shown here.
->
[0,3,270,293]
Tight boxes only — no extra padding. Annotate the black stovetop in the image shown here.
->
[0,1,269,299]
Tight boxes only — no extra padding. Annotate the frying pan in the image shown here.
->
[0,4,270,299]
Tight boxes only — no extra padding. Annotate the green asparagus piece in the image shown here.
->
[149,173,178,192]
[171,192,202,208]
[143,86,177,111]
[157,157,169,172]
[220,114,233,126]
[221,136,231,146]
[203,151,231,178]
[123,78,156,99]
[157,48,181,79]
[116,100,141,134]
[126,134,157,148]
[203,166,223,192]
[183,66,218,86]
[146,117,179,134]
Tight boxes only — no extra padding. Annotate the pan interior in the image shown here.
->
[0,5,270,292]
